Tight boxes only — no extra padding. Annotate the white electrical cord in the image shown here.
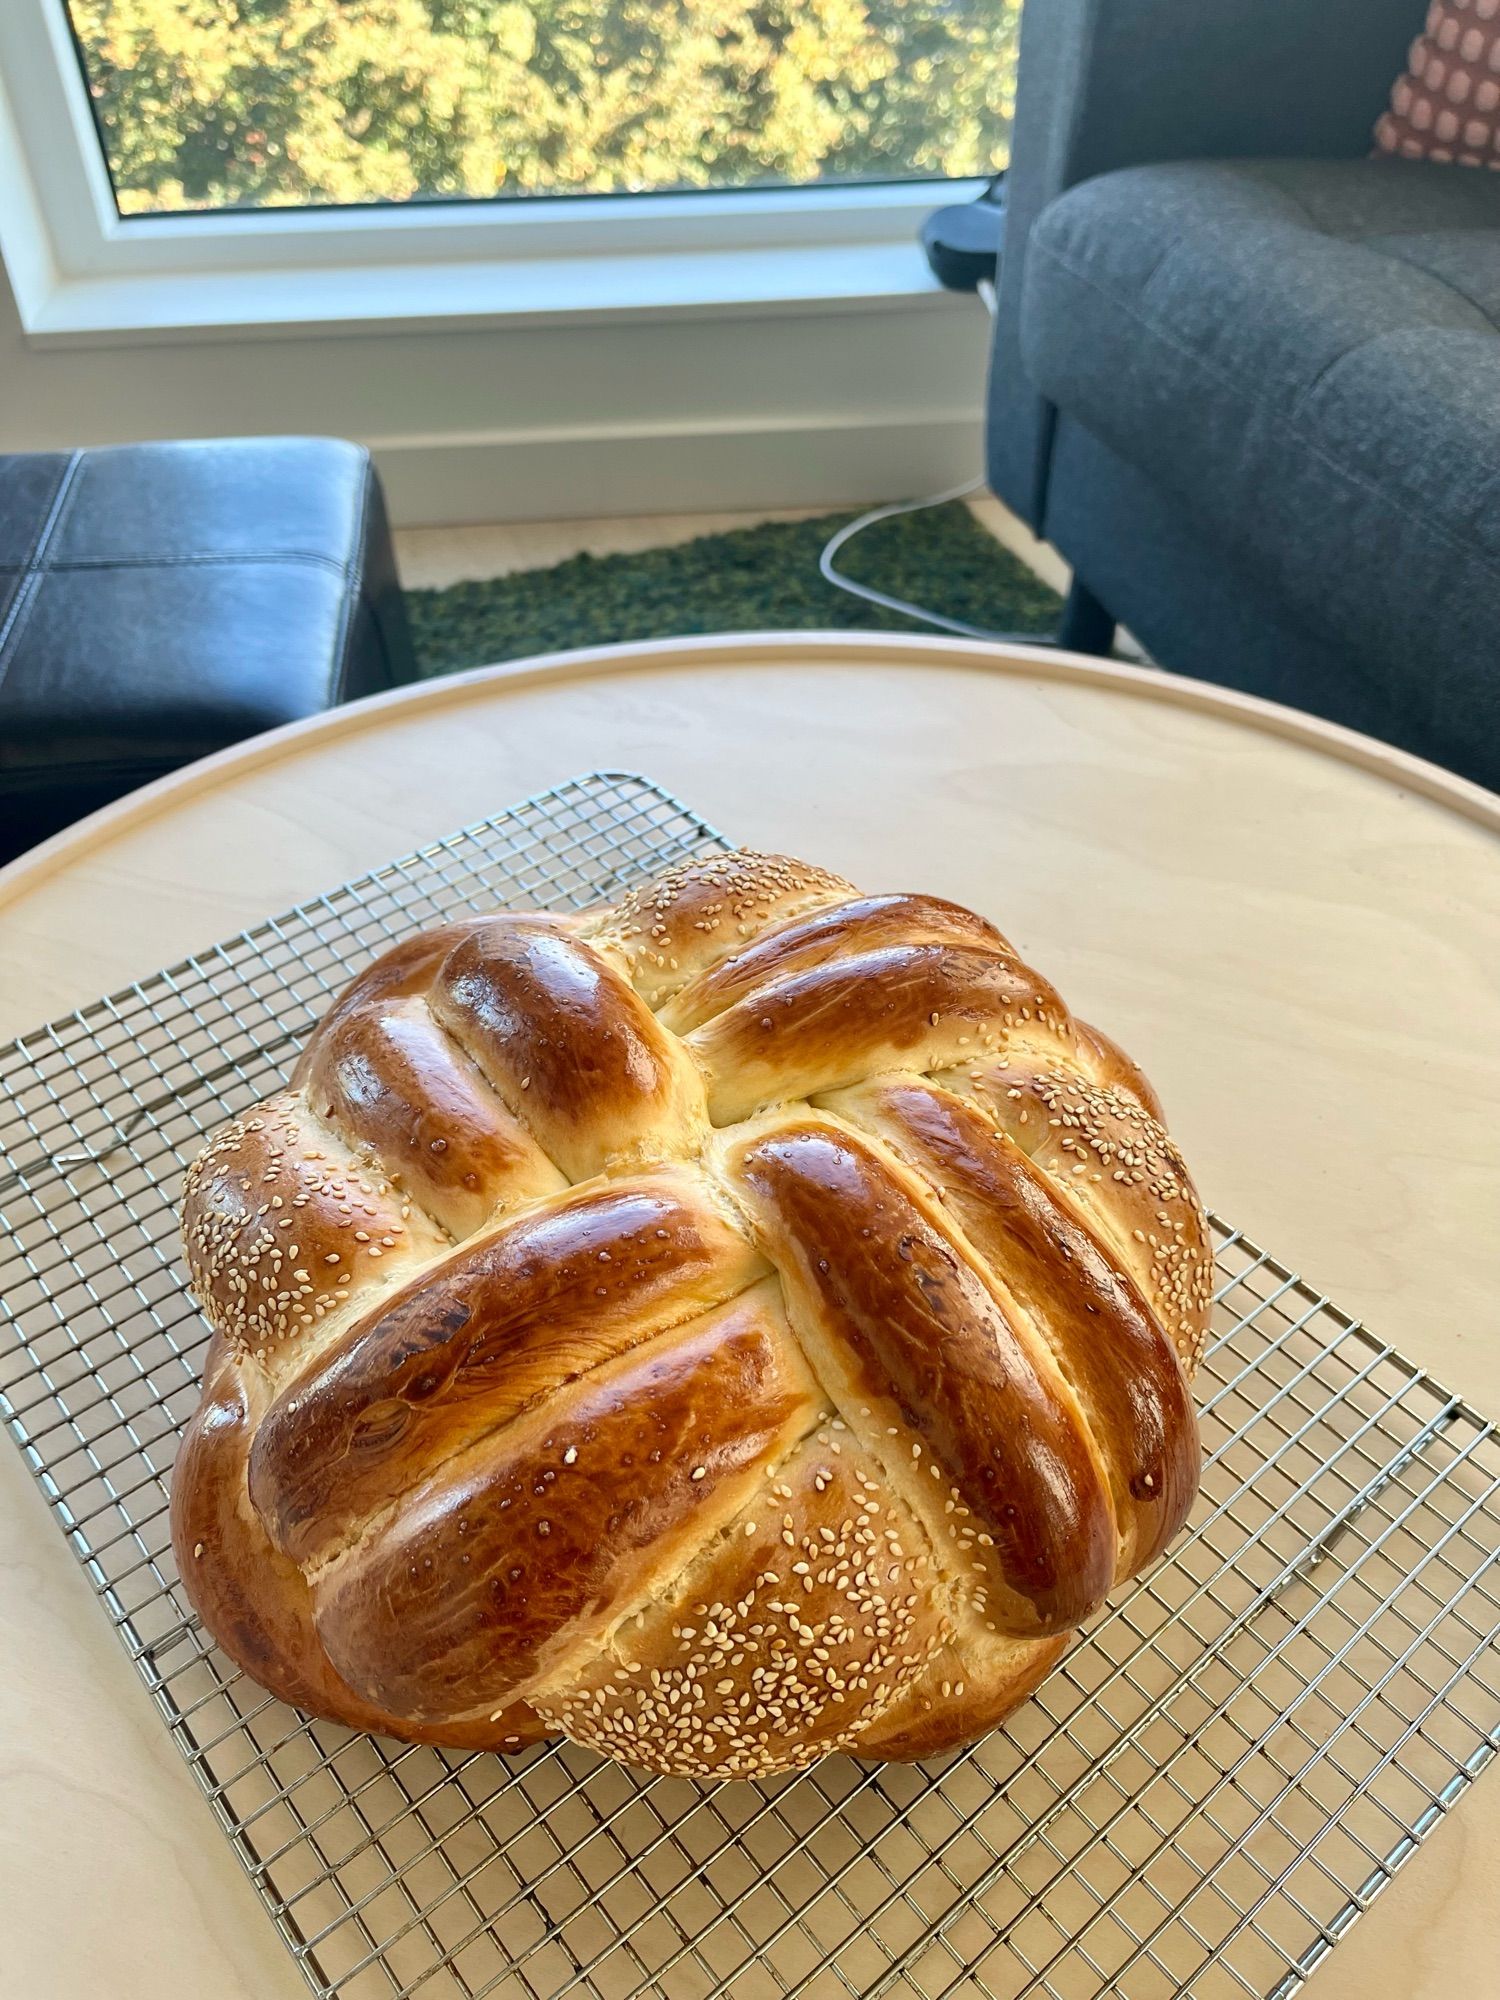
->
[817,479,1004,640]
[815,269,1060,645]
[817,479,1064,647]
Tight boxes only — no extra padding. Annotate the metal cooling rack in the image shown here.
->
[1,769,1497,2000]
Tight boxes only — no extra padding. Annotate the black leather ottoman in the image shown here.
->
[0,437,416,863]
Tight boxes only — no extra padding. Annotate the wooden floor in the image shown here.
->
[393,493,1072,595]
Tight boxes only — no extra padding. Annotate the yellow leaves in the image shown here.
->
[493,4,538,65]
[785,0,892,91]
[68,0,1022,209]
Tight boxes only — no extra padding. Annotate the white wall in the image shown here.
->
[0,256,991,527]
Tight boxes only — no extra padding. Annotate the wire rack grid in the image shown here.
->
[1,769,1497,2000]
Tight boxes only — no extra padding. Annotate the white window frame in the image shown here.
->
[0,0,982,346]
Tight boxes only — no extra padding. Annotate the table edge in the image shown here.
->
[4,632,1497,914]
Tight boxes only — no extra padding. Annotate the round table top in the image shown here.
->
[1,632,1497,2000]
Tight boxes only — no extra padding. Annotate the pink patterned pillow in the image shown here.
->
[1375,0,1500,168]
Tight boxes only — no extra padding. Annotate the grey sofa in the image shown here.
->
[987,0,1500,790]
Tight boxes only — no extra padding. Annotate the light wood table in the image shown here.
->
[1,633,1496,2000]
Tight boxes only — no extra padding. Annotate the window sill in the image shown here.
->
[19,226,965,349]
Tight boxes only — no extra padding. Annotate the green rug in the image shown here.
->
[405,502,1061,676]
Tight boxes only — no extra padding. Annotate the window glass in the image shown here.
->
[63,0,1019,214]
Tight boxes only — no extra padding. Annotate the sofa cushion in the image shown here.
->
[0,438,414,858]
[1020,158,1500,706]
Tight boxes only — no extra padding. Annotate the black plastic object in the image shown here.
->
[920,176,1007,291]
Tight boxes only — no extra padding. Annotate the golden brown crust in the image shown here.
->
[175,850,1209,1778]
[251,1173,766,1570]
[312,1287,821,1723]
[1074,1017,1169,1126]
[591,848,854,1004]
[939,1058,1214,1371]
[171,1334,546,1751]
[531,1422,946,1776]
[179,1093,447,1367]
[290,918,495,1043]
[854,1629,1071,1761]
[658,891,1009,1035]
[827,1079,1200,1574]
[298,995,564,1240]
[725,1117,1117,1635]
[428,920,707,1179]
[689,942,1073,1126]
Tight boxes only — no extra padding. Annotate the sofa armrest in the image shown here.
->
[987,0,1421,525]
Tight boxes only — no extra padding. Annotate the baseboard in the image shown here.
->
[368,409,983,528]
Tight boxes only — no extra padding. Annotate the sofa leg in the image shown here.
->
[1057,579,1117,656]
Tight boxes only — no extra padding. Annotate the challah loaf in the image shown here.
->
[173,851,1211,1777]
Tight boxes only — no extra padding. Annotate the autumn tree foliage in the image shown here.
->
[68,0,1019,211]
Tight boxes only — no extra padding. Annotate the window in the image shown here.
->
[0,0,1010,339]
[63,0,1018,216]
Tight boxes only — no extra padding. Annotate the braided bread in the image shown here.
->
[173,852,1210,1777]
